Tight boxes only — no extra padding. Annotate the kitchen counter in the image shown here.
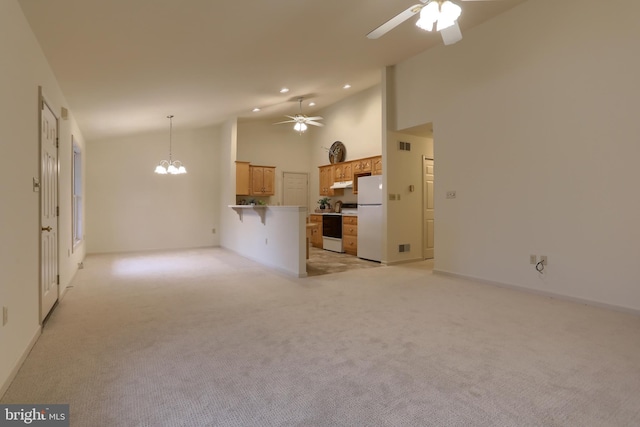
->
[313,211,358,216]
[228,205,307,277]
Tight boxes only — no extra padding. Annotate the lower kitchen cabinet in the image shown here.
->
[342,215,357,255]
[309,214,323,248]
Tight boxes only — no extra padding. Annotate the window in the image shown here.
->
[72,137,83,249]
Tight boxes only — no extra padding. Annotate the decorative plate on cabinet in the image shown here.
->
[329,141,346,164]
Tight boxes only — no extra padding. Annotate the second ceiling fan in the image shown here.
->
[367,0,501,46]
[274,98,324,134]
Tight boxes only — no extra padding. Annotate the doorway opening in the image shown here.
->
[394,122,434,261]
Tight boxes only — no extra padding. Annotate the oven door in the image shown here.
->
[322,214,342,238]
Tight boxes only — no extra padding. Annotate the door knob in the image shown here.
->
[41,226,52,232]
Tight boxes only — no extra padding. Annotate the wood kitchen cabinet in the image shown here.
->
[333,161,353,182]
[235,161,251,195]
[250,165,275,196]
[236,162,275,196]
[309,214,323,248]
[342,215,358,255]
[353,158,372,175]
[372,156,383,175]
[319,165,334,196]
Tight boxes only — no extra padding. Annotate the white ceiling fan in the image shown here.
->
[274,98,324,133]
[367,0,501,46]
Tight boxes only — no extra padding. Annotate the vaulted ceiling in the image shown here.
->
[18,0,526,140]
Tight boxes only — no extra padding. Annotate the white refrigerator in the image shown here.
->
[357,175,383,262]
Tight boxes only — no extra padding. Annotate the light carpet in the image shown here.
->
[2,248,640,426]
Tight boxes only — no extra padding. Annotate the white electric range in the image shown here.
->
[321,204,357,253]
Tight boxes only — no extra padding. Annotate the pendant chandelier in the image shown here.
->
[154,115,187,175]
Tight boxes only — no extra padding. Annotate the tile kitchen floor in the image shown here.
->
[305,247,381,277]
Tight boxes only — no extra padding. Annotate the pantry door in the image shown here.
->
[283,172,308,210]
[40,97,59,322]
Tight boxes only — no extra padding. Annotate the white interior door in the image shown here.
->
[41,99,59,322]
[282,172,308,209]
[423,157,434,260]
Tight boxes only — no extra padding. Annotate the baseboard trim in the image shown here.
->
[433,269,640,316]
[0,326,42,399]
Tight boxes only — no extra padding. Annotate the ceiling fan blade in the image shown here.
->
[273,120,296,125]
[306,121,325,127]
[305,116,324,121]
[367,3,424,39]
[441,21,463,45]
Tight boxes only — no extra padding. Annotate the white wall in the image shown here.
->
[0,0,86,395]
[86,127,220,253]
[393,0,640,310]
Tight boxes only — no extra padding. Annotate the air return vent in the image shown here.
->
[398,141,411,151]
[398,244,411,253]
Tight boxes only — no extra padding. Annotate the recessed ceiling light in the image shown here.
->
[343,84,352,89]
[308,102,316,107]
[252,108,261,112]
[280,88,289,93]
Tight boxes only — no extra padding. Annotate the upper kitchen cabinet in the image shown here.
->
[333,162,353,182]
[319,165,334,196]
[353,158,372,175]
[235,161,251,195]
[250,165,275,196]
[372,156,382,175]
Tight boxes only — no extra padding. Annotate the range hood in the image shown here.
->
[330,180,353,189]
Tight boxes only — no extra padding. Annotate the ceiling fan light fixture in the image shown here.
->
[274,97,324,133]
[440,1,462,23]
[436,17,455,31]
[416,1,439,31]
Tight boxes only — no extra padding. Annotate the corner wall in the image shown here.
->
[393,0,640,310]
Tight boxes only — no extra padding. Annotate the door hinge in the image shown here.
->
[56,275,60,285]
[56,206,59,216]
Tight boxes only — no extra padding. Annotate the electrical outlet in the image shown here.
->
[530,255,537,264]
[540,255,547,265]
[2,306,8,326]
